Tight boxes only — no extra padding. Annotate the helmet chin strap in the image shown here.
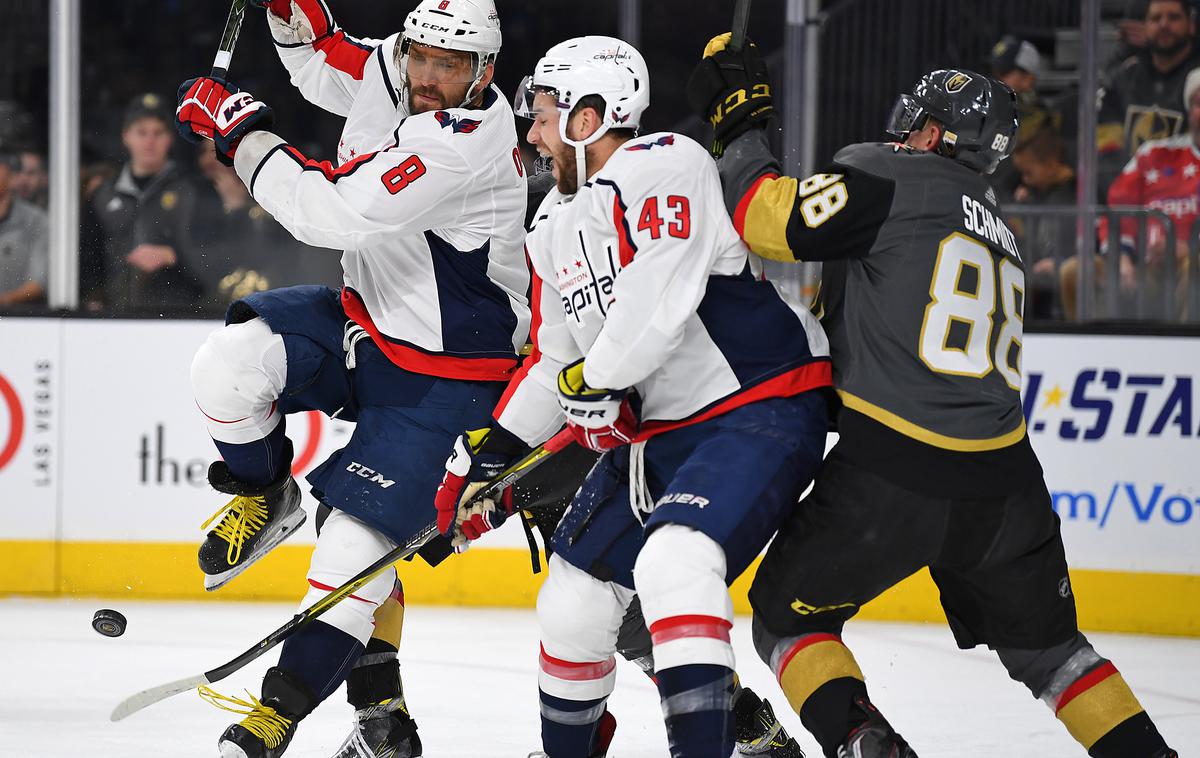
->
[560,112,611,193]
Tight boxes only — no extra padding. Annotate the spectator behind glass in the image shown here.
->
[0,143,49,308]
[192,141,342,306]
[988,36,1061,203]
[1009,128,1076,319]
[1062,68,1200,320]
[14,150,48,208]
[90,93,206,311]
[1097,0,1200,191]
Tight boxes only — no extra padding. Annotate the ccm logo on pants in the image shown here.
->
[346,462,395,489]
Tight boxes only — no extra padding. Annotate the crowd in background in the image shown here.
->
[1,0,1199,322]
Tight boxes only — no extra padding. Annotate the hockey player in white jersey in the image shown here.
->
[433,37,832,757]
[174,1,528,756]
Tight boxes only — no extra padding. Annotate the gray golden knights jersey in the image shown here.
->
[720,131,1027,453]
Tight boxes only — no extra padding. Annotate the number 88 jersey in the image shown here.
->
[725,137,1028,453]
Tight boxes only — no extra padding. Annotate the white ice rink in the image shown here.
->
[2,598,1197,757]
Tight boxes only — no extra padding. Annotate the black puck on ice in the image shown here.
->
[92,609,127,637]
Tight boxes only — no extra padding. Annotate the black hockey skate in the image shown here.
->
[836,696,918,758]
[333,646,421,758]
[734,687,806,757]
[332,697,421,758]
[202,668,317,758]
[198,442,305,591]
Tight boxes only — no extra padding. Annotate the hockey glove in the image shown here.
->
[250,0,334,45]
[176,77,274,166]
[556,358,638,452]
[434,426,529,547]
[685,32,775,156]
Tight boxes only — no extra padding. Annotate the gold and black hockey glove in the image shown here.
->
[685,32,775,156]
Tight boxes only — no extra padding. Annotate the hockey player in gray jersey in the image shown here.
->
[687,34,1178,758]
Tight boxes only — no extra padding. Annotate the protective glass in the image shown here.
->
[513,76,558,119]
[401,38,480,85]
[885,94,926,138]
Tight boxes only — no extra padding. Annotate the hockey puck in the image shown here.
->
[92,609,127,638]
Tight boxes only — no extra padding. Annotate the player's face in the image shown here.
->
[1146,1,1193,55]
[406,44,476,113]
[526,91,578,194]
[122,117,172,173]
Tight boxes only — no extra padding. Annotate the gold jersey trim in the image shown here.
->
[837,389,1027,451]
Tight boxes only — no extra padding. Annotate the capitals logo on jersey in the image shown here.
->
[435,111,482,134]
[625,135,675,151]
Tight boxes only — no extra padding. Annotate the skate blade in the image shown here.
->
[203,509,308,592]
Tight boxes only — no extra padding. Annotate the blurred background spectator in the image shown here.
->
[1010,127,1077,319]
[1097,0,1200,193]
[1062,68,1200,320]
[988,35,1062,203]
[14,148,47,208]
[0,139,48,308]
[191,141,342,307]
[88,93,206,312]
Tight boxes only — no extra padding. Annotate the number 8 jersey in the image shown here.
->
[720,131,1041,497]
[493,132,832,447]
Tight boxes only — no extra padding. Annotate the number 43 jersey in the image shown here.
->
[720,133,1035,488]
[494,132,832,448]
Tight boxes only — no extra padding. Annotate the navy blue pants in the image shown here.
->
[233,286,503,545]
[550,393,829,589]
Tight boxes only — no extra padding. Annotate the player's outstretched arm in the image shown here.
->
[722,131,897,263]
[231,128,473,251]
[253,0,383,117]
[688,31,895,263]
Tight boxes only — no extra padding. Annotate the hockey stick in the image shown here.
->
[110,428,576,722]
[729,0,753,52]
[211,0,248,79]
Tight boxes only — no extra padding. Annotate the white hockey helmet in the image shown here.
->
[398,0,502,107]
[515,36,650,143]
[514,36,649,189]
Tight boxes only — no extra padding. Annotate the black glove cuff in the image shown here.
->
[480,422,533,459]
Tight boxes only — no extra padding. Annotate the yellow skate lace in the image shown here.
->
[198,686,293,749]
[200,495,269,566]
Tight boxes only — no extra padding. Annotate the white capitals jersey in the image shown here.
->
[493,132,832,447]
[234,29,530,382]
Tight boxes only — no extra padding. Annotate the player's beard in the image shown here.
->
[550,143,580,195]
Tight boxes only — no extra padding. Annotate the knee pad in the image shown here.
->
[191,318,287,444]
[537,555,632,701]
[633,524,734,672]
[300,510,397,644]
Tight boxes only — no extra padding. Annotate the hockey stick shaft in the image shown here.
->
[111,428,576,722]
[729,0,752,51]
[211,0,247,79]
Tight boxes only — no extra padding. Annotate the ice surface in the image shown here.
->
[1,598,1196,756]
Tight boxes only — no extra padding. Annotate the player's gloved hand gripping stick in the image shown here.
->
[110,428,576,722]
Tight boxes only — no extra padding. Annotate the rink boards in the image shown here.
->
[0,317,1196,636]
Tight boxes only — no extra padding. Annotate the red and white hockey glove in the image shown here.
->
[176,77,274,166]
[250,0,334,45]
[434,426,528,548]
[556,359,638,452]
